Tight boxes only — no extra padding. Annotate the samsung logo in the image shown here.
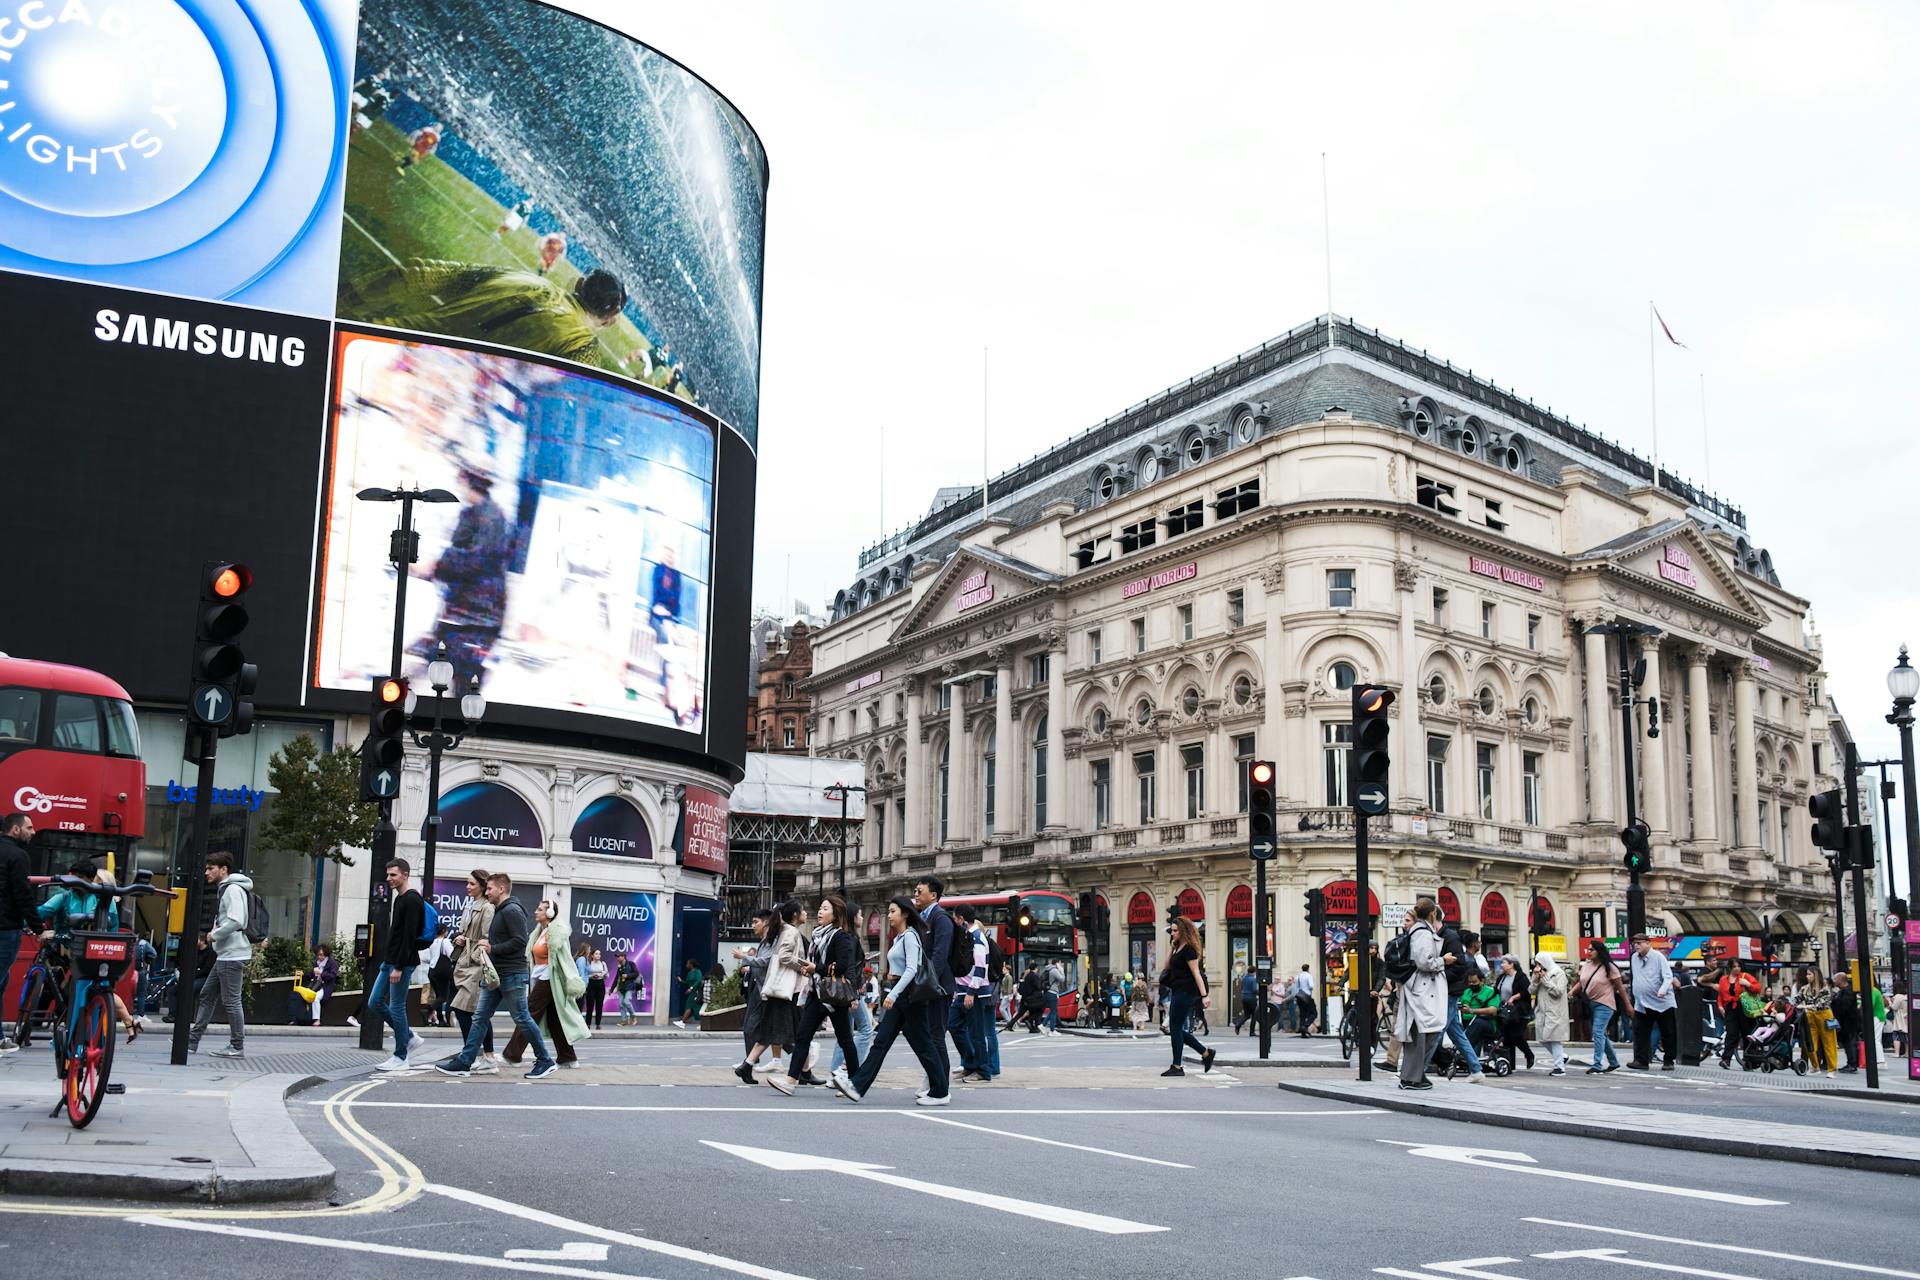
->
[94,309,306,367]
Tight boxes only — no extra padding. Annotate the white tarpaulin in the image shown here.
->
[730,753,865,819]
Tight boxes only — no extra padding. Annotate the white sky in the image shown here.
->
[573,1,1918,870]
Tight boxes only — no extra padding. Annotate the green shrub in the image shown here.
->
[710,967,744,1009]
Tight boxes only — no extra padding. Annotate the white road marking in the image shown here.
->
[315,1100,1376,1116]
[1535,1247,1758,1279]
[1378,1142,1785,1205]
[1523,1219,1920,1278]
[133,1218,657,1280]
[905,1112,1194,1167]
[425,1183,811,1280]
[702,1140,1165,1234]
[507,1244,613,1262]
[1423,1260,1534,1279]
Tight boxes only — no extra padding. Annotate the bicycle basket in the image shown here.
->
[73,932,135,984]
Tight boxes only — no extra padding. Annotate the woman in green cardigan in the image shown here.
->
[504,899,592,1067]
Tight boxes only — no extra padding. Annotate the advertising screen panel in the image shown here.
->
[316,333,715,735]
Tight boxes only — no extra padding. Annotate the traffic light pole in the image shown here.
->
[169,727,217,1066]
[1846,743,1879,1090]
[1255,855,1270,1061]
[1613,631,1649,940]
[1355,813,1373,1082]
[361,494,419,1053]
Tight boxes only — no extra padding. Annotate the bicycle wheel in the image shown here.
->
[11,967,45,1049]
[1339,1016,1355,1062]
[64,990,116,1129]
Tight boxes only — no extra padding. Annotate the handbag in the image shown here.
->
[899,937,943,1005]
[481,955,500,991]
[816,963,858,1008]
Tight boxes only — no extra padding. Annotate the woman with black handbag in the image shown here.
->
[831,896,949,1106]
[770,895,862,1095]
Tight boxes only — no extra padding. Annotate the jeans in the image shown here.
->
[1428,995,1482,1075]
[848,997,946,1098]
[618,988,642,1020]
[367,964,414,1059]
[1167,991,1208,1066]
[450,972,549,1071]
[833,997,874,1073]
[189,958,247,1050]
[1044,990,1059,1029]
[1590,1002,1620,1070]
[947,994,982,1072]
[454,1005,495,1055]
[973,993,1000,1077]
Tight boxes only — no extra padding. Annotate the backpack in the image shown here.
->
[1382,930,1417,985]
[225,881,270,945]
[984,934,1006,985]
[416,897,440,947]
[943,911,974,981]
[430,944,455,985]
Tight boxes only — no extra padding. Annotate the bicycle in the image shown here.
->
[13,873,172,1129]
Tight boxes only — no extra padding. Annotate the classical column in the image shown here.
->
[1641,642,1671,836]
[1582,620,1616,824]
[1045,636,1066,831]
[1733,661,1760,851]
[1687,649,1718,846]
[994,651,1017,838]
[947,672,967,845]
[1260,568,1285,789]
[1396,562,1422,806]
[904,679,925,850]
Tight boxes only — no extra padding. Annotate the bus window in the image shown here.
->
[0,688,40,753]
[102,700,140,758]
[1030,897,1075,926]
[52,694,102,752]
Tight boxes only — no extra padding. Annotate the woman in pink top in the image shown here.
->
[1575,940,1633,1075]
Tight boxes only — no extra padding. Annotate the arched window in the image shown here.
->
[1477,686,1496,716]
[782,676,794,701]
[938,741,950,843]
[1091,706,1109,735]
[1232,674,1254,707]
[1136,697,1155,726]
[1330,662,1357,691]
[1033,714,1049,830]
[983,728,997,833]
[1523,695,1540,726]
[1181,686,1202,716]
[1428,674,1448,707]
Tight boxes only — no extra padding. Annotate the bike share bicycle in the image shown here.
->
[10,871,174,1128]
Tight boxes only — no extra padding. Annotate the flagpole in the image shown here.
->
[982,345,991,525]
[1647,300,1661,490]
[1699,372,1711,496]
[1322,152,1335,343]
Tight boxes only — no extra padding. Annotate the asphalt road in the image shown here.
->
[2,1032,1917,1280]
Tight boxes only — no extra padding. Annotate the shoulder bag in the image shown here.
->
[900,934,943,1005]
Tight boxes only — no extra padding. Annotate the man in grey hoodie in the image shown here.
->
[188,851,253,1058]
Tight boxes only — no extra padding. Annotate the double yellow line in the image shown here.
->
[0,1078,423,1220]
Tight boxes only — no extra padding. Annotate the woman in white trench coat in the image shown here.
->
[1394,898,1450,1090]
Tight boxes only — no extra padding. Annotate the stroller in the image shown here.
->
[1740,1013,1808,1074]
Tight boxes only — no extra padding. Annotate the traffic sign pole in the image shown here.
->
[169,726,217,1067]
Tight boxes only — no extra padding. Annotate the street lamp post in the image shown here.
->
[1586,620,1662,938]
[823,782,867,902]
[410,641,487,895]
[353,483,458,1051]
[1888,645,1920,1081]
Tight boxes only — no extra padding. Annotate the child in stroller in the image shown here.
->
[1740,994,1808,1074]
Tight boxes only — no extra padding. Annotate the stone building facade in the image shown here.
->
[801,318,1830,985]
[748,620,815,753]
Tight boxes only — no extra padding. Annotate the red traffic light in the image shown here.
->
[1250,761,1275,786]
[208,563,252,598]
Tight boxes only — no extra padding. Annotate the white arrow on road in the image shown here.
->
[1536,1248,1759,1279]
[1378,1141,1785,1205]
[702,1140,1165,1234]
[505,1244,612,1262]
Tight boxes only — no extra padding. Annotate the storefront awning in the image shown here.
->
[1669,905,1766,936]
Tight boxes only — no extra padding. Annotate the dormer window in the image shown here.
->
[1417,474,1460,517]
[1120,519,1158,554]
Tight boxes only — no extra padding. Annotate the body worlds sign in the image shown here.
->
[955,570,994,611]
[1122,561,1197,600]
[1469,556,1546,592]
[1656,543,1699,591]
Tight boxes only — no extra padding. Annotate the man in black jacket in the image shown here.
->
[913,876,955,1083]
[370,858,426,1071]
[437,873,554,1079]
[1832,971,1863,1074]
[0,812,36,1054]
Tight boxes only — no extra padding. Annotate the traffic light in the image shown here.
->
[1304,886,1326,936]
[1096,897,1110,937]
[1621,819,1651,873]
[1809,788,1846,854]
[360,676,409,802]
[187,561,256,740]
[1350,685,1395,815]
[1530,895,1553,934]
[1248,760,1277,859]
[1009,893,1029,944]
[1077,890,1096,934]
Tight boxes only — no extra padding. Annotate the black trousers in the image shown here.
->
[1720,1003,1751,1063]
[787,996,860,1079]
[1633,1006,1677,1065]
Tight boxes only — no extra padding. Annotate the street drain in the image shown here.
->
[172,1156,213,1164]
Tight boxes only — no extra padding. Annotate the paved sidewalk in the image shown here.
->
[0,1031,384,1202]
[1277,1075,1920,1175]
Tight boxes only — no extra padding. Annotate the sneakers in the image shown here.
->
[830,1069,863,1102]
[346,1016,359,1029]
[0,1037,19,1054]
[916,1093,952,1107]
[1201,1048,1217,1074]
[753,1059,780,1074]
[766,1075,795,1096]
[408,1034,427,1058]
[1399,1079,1434,1091]
[1550,1066,1566,1076]
[959,1070,990,1083]
[1627,1061,1649,1071]
[1465,1072,1485,1083]
[211,1045,244,1059]
[1160,1065,1185,1077]
[527,1062,558,1080]
[733,1062,755,1084]
[671,1020,686,1029]
[434,1060,471,1077]
[471,1057,501,1075]
[1661,1062,1676,1072]
[373,1055,408,1072]
[559,1061,581,1069]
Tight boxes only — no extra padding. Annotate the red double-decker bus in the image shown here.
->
[1,656,147,1021]
[941,888,1083,1023]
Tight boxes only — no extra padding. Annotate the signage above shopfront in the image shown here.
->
[1127,891,1156,925]
[1122,561,1197,601]
[1322,879,1381,918]
[1469,556,1545,592]
[1176,887,1206,920]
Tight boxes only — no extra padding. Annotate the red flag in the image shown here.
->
[1653,305,1687,349]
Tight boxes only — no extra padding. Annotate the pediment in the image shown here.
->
[1574,519,1767,625]
[891,548,1057,640]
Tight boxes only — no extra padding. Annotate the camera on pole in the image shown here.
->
[1350,685,1394,816]
[1248,760,1277,859]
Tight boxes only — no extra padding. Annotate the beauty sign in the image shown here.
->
[570,888,656,1016]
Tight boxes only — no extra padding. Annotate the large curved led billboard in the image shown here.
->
[0,0,763,771]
